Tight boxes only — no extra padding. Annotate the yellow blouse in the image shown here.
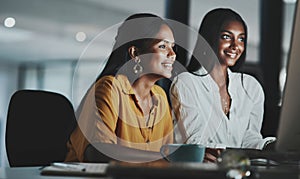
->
[65,75,173,162]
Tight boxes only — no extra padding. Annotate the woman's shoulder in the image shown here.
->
[152,84,167,96]
[231,72,262,88]
[242,73,262,89]
[96,75,129,86]
[172,72,203,85]
[95,75,130,92]
[176,71,196,79]
[231,72,264,99]
[94,75,115,88]
[96,75,115,83]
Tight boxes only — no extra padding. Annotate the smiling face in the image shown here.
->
[139,24,176,79]
[217,20,245,67]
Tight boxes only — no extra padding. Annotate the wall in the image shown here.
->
[0,63,18,166]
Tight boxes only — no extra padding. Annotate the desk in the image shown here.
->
[106,161,300,179]
[0,163,299,179]
[0,167,110,179]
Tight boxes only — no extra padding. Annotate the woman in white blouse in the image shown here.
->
[170,8,276,156]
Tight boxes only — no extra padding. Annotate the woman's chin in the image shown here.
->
[226,59,238,67]
[163,73,172,79]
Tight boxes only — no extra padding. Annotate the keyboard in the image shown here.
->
[225,148,300,165]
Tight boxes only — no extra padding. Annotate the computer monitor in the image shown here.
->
[275,0,300,152]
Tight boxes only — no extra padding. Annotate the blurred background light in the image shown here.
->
[75,31,86,42]
[283,0,297,3]
[4,17,16,28]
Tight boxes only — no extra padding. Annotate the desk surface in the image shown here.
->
[0,167,110,179]
[0,163,299,179]
[106,161,300,179]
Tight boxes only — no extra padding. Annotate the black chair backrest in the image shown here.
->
[5,90,77,167]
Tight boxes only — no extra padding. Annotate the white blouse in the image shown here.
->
[170,69,276,149]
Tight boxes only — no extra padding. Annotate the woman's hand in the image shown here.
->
[203,148,223,163]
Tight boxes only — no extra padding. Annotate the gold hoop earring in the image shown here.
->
[133,57,143,74]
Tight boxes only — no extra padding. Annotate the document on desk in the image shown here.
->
[40,162,108,177]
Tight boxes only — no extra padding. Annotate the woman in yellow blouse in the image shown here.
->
[65,13,176,162]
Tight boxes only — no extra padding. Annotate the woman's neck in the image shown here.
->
[211,65,231,116]
[210,65,228,88]
[132,76,156,116]
[132,76,156,100]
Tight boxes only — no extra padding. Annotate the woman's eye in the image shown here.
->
[238,37,245,42]
[221,34,231,40]
[159,44,166,49]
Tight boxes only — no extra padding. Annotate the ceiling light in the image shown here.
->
[75,32,86,42]
[4,17,16,28]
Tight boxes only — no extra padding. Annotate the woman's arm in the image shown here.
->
[92,76,120,143]
[241,75,276,149]
[66,76,119,161]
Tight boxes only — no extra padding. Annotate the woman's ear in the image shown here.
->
[128,46,138,59]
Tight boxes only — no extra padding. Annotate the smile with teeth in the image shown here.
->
[225,51,238,58]
[162,63,173,69]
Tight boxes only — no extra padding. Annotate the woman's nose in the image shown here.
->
[168,47,176,61]
[230,40,238,50]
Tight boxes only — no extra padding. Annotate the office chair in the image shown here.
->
[5,90,77,167]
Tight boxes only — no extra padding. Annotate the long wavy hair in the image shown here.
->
[187,8,248,73]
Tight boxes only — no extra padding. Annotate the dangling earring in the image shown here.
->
[133,57,143,74]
